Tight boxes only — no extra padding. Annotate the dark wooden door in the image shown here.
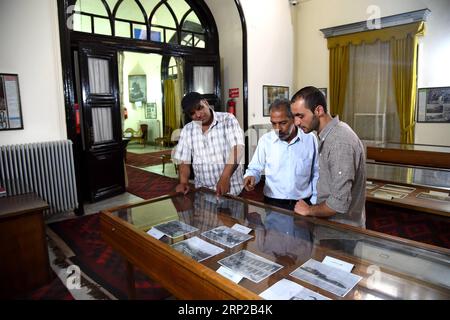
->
[78,44,125,202]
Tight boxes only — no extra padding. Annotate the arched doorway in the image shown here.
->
[57,0,222,209]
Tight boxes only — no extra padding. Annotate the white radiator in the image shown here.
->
[0,140,78,216]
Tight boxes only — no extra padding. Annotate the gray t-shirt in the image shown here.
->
[316,116,366,228]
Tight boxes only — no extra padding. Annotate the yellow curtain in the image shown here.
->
[391,23,425,143]
[329,45,349,117]
[163,79,178,132]
[327,22,425,139]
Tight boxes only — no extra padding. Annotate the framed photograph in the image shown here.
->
[0,73,23,130]
[416,87,450,123]
[128,75,147,103]
[145,102,157,119]
[318,88,327,101]
[263,85,289,117]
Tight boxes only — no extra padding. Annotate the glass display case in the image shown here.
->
[366,142,450,169]
[100,189,450,300]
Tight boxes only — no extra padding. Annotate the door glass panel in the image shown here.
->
[92,107,113,143]
[88,57,111,94]
[193,66,213,94]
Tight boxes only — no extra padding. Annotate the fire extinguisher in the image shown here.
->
[227,98,236,116]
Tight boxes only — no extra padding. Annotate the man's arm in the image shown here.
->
[216,144,244,195]
[310,135,320,204]
[294,200,336,218]
[176,163,191,194]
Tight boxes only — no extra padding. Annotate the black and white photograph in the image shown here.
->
[416,192,450,203]
[201,226,253,248]
[371,188,408,200]
[290,259,362,297]
[417,87,450,123]
[260,278,330,300]
[153,220,198,238]
[218,250,283,283]
[171,236,224,262]
[379,184,416,194]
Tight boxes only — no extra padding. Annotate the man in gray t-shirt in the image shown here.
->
[290,86,366,228]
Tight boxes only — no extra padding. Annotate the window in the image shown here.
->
[72,0,207,48]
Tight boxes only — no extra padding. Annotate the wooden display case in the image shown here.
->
[365,163,450,217]
[100,189,450,300]
[366,142,450,169]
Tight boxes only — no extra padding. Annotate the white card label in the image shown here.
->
[322,256,354,273]
[147,227,165,239]
[231,223,252,234]
[217,266,243,283]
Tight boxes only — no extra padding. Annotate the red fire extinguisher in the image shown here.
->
[227,98,236,115]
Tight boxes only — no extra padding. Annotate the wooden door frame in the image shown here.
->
[57,0,248,213]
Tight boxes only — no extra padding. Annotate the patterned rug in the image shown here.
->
[126,150,172,167]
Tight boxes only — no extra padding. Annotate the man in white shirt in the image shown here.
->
[173,92,244,196]
[243,99,319,210]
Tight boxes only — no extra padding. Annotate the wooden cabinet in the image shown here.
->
[0,193,52,298]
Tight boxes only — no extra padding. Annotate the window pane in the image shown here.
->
[167,0,190,23]
[195,39,205,49]
[152,4,176,29]
[193,66,214,94]
[141,0,161,17]
[94,17,112,36]
[92,107,113,143]
[151,27,164,42]
[75,0,108,16]
[181,31,193,46]
[105,0,119,12]
[73,13,92,33]
[116,0,145,22]
[115,20,131,38]
[165,29,177,44]
[88,58,110,94]
[133,24,147,40]
[182,11,203,32]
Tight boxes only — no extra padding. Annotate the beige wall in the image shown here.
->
[294,0,450,146]
[0,0,66,146]
[205,0,244,127]
[241,0,295,127]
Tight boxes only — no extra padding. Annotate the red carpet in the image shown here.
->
[126,150,172,167]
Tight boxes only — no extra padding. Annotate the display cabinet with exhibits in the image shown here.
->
[366,142,450,169]
[100,189,450,300]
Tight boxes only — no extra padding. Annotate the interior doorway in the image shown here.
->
[120,51,184,179]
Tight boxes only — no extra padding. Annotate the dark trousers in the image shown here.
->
[264,196,312,211]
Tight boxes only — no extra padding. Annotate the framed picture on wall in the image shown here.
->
[263,85,289,117]
[416,87,450,123]
[145,102,157,119]
[0,73,23,130]
[129,75,147,103]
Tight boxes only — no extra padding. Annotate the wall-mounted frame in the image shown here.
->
[145,102,157,119]
[263,85,289,117]
[0,73,23,130]
[417,87,450,123]
[318,88,327,101]
[128,75,147,103]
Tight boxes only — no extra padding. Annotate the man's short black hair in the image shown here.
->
[181,92,203,113]
[291,86,327,113]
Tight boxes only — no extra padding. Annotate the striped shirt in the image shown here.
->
[173,109,244,195]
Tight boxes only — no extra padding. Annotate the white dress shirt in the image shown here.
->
[244,128,319,203]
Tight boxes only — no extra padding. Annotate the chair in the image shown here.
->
[124,124,148,147]
[155,125,173,149]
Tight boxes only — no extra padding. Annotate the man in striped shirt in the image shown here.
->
[173,92,244,196]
